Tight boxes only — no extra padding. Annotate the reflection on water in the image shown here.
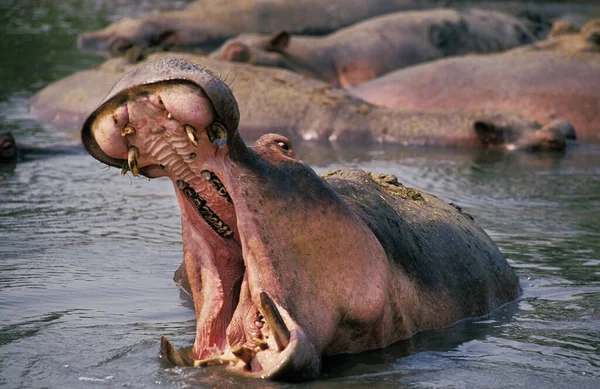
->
[0,1,599,388]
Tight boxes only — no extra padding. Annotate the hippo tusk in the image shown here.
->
[127,145,139,176]
[193,356,236,367]
[260,291,290,351]
[121,126,136,137]
[231,345,258,365]
[185,124,198,147]
[160,336,194,367]
[207,122,227,147]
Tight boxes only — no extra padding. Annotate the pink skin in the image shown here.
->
[87,81,403,378]
[209,8,536,87]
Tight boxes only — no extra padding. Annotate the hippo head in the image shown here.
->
[81,58,391,380]
[208,31,316,74]
[0,132,17,163]
[77,17,178,56]
[473,112,574,151]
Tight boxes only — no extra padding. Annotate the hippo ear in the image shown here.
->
[474,121,505,146]
[222,41,251,62]
[267,31,291,52]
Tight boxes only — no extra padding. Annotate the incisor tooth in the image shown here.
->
[185,125,198,147]
[127,146,139,176]
[121,126,135,136]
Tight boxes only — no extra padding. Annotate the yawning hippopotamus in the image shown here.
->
[81,58,521,380]
[349,19,600,143]
[31,53,570,151]
[210,8,537,87]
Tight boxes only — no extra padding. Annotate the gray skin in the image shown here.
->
[209,8,537,87]
[349,19,600,143]
[30,53,571,151]
[77,0,450,55]
[81,58,521,381]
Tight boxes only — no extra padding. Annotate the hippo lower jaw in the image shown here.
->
[81,77,320,380]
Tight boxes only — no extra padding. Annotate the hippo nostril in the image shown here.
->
[108,37,134,55]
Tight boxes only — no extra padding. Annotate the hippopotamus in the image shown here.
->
[209,8,538,87]
[349,19,600,143]
[30,53,570,151]
[77,0,451,55]
[80,58,521,380]
[0,132,83,163]
[0,132,17,163]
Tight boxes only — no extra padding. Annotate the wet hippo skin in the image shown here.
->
[80,58,522,381]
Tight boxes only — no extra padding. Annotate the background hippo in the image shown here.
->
[77,0,448,55]
[80,58,521,380]
[349,19,600,143]
[29,53,570,150]
[210,8,539,87]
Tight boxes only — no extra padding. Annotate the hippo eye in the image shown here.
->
[276,140,290,151]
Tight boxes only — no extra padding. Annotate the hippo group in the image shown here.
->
[22,0,600,382]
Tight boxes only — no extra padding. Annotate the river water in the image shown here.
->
[0,1,599,388]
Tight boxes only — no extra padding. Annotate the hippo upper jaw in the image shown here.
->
[81,62,321,380]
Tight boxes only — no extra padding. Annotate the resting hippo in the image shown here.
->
[349,19,600,143]
[0,133,17,163]
[210,8,538,87]
[77,0,452,55]
[80,58,521,380]
[30,53,570,150]
[0,132,82,163]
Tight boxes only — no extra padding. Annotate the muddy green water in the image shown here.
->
[0,1,599,388]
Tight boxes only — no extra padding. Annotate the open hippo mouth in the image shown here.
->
[81,58,321,380]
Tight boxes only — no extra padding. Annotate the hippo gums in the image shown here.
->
[210,8,537,87]
[81,58,521,380]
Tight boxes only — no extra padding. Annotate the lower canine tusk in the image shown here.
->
[260,292,290,351]
[160,336,194,367]
[128,146,139,176]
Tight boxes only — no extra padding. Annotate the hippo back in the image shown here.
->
[322,168,520,319]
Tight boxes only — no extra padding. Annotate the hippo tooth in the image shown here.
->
[231,345,258,365]
[167,112,172,119]
[201,170,211,180]
[207,122,227,147]
[121,126,135,137]
[185,124,198,147]
[252,337,268,350]
[127,146,139,176]
[160,336,193,367]
[120,161,128,176]
[193,356,235,367]
[259,292,290,351]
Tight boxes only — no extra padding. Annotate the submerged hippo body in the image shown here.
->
[77,0,451,55]
[210,8,537,87]
[350,20,600,143]
[81,58,521,380]
[30,53,569,151]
